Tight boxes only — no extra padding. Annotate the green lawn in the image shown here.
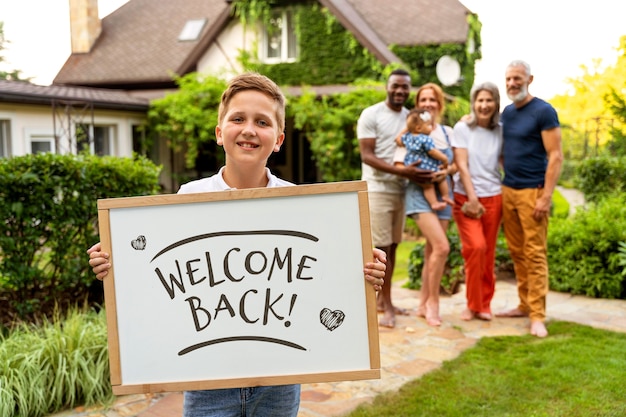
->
[393,240,418,283]
[347,321,626,417]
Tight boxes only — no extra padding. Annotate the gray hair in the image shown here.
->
[507,60,531,77]
[467,81,501,129]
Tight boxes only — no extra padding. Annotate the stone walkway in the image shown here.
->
[48,278,626,417]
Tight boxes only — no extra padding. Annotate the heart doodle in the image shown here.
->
[131,235,146,250]
[320,308,345,331]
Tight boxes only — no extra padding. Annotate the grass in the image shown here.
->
[393,240,419,283]
[347,321,626,417]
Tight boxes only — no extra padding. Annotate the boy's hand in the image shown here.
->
[364,248,387,291]
[87,242,111,280]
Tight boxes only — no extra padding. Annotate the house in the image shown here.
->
[0,79,149,158]
[4,0,478,191]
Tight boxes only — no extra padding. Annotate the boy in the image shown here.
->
[88,73,386,416]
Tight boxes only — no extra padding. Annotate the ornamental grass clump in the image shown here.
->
[0,307,112,417]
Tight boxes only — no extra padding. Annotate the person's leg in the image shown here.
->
[497,186,529,317]
[246,384,300,417]
[453,193,486,319]
[478,194,503,316]
[424,184,446,211]
[369,192,405,327]
[183,389,242,417]
[437,179,454,206]
[519,188,549,337]
[413,212,449,326]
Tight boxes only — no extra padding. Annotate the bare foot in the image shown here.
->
[378,306,410,316]
[460,309,474,321]
[426,315,441,327]
[476,312,492,321]
[379,312,396,328]
[416,307,426,318]
[530,320,548,338]
[495,308,528,318]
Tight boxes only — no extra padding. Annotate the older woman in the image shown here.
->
[451,82,503,321]
[395,83,456,326]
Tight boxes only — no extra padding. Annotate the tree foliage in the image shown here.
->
[146,73,227,169]
[551,35,626,159]
[0,21,28,81]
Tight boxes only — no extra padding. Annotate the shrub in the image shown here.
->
[0,308,111,417]
[548,194,626,299]
[0,153,161,321]
[574,156,626,202]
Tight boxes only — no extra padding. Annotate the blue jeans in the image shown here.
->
[183,385,301,417]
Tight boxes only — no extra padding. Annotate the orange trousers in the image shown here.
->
[501,185,549,321]
[453,193,502,315]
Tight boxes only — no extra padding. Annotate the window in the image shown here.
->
[261,9,298,63]
[76,124,113,156]
[0,120,10,157]
[30,135,55,154]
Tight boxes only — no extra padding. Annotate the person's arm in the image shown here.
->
[535,126,563,219]
[427,148,449,168]
[454,147,484,217]
[360,138,433,183]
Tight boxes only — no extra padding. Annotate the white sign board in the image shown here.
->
[97,181,380,395]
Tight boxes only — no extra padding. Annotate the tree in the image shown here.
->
[550,35,626,159]
[0,21,28,81]
[604,36,626,156]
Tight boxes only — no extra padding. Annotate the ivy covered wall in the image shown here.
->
[236,1,482,98]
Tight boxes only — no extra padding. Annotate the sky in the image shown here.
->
[1,0,625,103]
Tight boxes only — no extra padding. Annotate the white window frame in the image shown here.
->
[260,9,298,64]
[25,128,56,155]
[0,119,11,157]
[75,123,116,156]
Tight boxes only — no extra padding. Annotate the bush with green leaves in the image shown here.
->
[548,193,626,299]
[574,156,626,202]
[0,307,111,417]
[0,153,161,320]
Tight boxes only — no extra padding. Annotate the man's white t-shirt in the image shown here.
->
[357,101,409,194]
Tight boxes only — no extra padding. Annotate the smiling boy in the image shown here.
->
[88,72,386,416]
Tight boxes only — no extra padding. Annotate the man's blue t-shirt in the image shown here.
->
[501,97,560,189]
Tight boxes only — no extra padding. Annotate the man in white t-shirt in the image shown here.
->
[357,69,433,328]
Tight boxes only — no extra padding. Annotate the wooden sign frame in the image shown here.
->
[97,181,380,395]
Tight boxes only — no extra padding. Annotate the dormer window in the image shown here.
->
[261,9,297,63]
[179,18,207,42]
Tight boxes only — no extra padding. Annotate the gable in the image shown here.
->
[53,0,472,89]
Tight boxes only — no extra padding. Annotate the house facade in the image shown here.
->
[4,0,479,191]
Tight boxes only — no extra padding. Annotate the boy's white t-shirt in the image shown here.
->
[178,167,294,194]
[451,122,503,197]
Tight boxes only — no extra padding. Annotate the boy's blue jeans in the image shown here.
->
[183,385,300,417]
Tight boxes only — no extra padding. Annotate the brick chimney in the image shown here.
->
[69,0,102,53]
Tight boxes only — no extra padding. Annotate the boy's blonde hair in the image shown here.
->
[218,73,286,132]
[406,108,432,134]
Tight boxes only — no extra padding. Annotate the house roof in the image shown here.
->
[54,0,472,89]
[0,80,149,111]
